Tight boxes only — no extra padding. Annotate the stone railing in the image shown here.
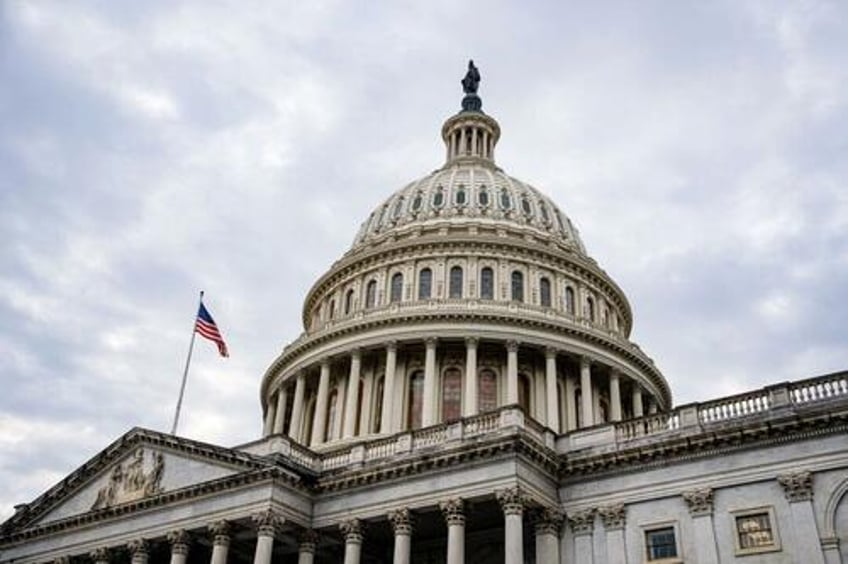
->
[790,372,848,404]
[698,390,771,424]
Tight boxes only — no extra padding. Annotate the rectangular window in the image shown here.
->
[645,527,678,561]
[733,507,780,555]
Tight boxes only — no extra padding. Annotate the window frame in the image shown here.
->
[418,267,433,300]
[480,266,494,300]
[511,270,524,302]
[730,506,781,556]
[641,521,682,564]
[449,265,464,299]
[389,272,403,303]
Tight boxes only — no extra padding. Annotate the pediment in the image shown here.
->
[6,428,272,530]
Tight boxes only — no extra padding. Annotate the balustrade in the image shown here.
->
[698,391,770,423]
[790,373,848,404]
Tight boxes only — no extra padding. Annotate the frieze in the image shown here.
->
[682,488,713,516]
[91,449,164,510]
[778,471,813,502]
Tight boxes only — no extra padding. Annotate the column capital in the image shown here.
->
[298,529,319,554]
[682,488,714,516]
[580,355,594,369]
[167,529,191,554]
[609,367,621,378]
[388,507,415,536]
[439,497,466,526]
[127,539,149,557]
[506,340,520,353]
[598,503,626,530]
[384,340,398,352]
[89,547,111,563]
[532,507,564,536]
[340,518,364,544]
[544,346,558,359]
[496,486,528,516]
[208,520,231,546]
[778,471,813,502]
[425,337,438,348]
[465,336,479,348]
[53,557,71,564]
[568,508,596,536]
[320,357,331,369]
[252,509,283,537]
[350,347,362,360]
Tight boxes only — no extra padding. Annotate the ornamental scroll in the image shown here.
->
[91,448,164,509]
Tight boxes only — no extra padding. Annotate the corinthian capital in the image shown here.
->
[89,548,111,564]
[598,504,626,529]
[339,518,364,543]
[778,471,813,502]
[682,488,714,516]
[532,506,564,535]
[439,498,466,526]
[252,509,283,537]
[208,520,231,546]
[568,508,596,535]
[388,507,415,535]
[496,486,528,516]
[167,529,191,555]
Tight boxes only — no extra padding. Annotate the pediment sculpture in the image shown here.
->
[91,448,164,510]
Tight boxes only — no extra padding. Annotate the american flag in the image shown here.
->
[195,302,229,357]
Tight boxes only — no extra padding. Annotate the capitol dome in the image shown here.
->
[260,64,671,449]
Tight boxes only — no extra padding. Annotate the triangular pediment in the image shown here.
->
[4,428,274,531]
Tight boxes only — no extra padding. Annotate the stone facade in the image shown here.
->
[2,72,848,564]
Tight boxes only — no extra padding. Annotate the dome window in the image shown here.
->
[480,267,494,300]
[392,196,405,220]
[539,201,550,223]
[521,196,532,216]
[377,204,389,228]
[478,186,489,207]
[455,185,466,206]
[540,277,551,307]
[449,266,463,299]
[565,286,576,315]
[390,273,403,303]
[411,192,423,212]
[344,289,355,314]
[365,280,377,309]
[499,188,512,210]
[418,268,432,299]
[433,187,445,208]
[511,270,524,302]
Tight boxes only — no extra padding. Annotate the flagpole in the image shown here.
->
[170,290,204,435]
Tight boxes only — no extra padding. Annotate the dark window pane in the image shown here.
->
[390,273,403,303]
[479,369,498,411]
[442,368,462,421]
[418,268,432,299]
[540,277,551,307]
[511,271,524,302]
[408,371,424,430]
[366,280,377,309]
[449,266,463,298]
[481,267,494,300]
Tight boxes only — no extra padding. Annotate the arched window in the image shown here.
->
[521,196,532,216]
[411,192,423,212]
[478,369,498,412]
[540,277,551,307]
[372,376,384,433]
[418,268,432,299]
[442,368,462,421]
[480,267,494,300]
[392,196,404,220]
[539,201,550,224]
[325,390,338,441]
[345,289,354,315]
[585,296,595,322]
[511,271,524,302]
[328,299,336,319]
[478,186,489,207]
[518,373,531,412]
[455,186,466,206]
[365,280,377,309]
[499,188,512,210]
[432,187,445,208]
[565,286,575,315]
[390,273,403,303]
[449,266,463,299]
[407,371,424,430]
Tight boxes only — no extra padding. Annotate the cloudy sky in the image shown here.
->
[1,1,847,520]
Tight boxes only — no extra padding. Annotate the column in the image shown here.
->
[340,519,364,564]
[263,397,276,436]
[252,510,282,564]
[89,548,110,564]
[311,360,331,445]
[471,127,478,157]
[568,509,595,563]
[440,498,465,564]
[128,539,149,564]
[463,338,478,417]
[422,338,438,427]
[389,507,414,564]
[778,472,826,564]
[609,370,622,422]
[289,373,306,442]
[167,530,190,564]
[599,504,627,564]
[459,129,467,156]
[380,342,398,433]
[533,508,563,564]
[579,357,593,428]
[272,386,288,435]
[343,350,362,438]
[632,386,644,417]
[496,487,526,564]
[682,488,719,564]
[298,530,318,564]
[565,375,577,431]
[545,348,560,431]
[506,341,519,405]
[209,520,231,564]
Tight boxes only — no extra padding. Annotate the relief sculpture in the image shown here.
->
[91,449,164,509]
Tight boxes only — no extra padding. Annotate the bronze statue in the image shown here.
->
[461,60,480,94]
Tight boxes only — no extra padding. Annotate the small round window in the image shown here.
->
[499,188,512,210]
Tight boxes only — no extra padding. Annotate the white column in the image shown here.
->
[545,348,559,431]
[633,386,644,417]
[565,374,577,431]
[297,530,318,564]
[381,342,398,433]
[459,129,466,156]
[599,504,627,564]
[471,128,478,157]
[262,397,276,437]
[289,373,306,442]
[778,472,826,564]
[496,487,525,564]
[311,360,331,446]
[683,489,718,564]
[128,540,149,564]
[272,387,288,435]
[89,548,111,564]
[389,507,413,564]
[252,511,281,564]
[568,510,595,563]
[534,509,563,564]
[209,521,230,564]
[440,498,465,564]
[579,357,593,428]
[609,370,622,422]
[463,337,478,417]
[422,338,438,427]
[343,350,362,439]
[340,519,364,564]
[506,340,519,405]
[167,530,190,564]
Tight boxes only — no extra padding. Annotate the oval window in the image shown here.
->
[521,197,532,216]
[433,188,445,208]
[412,193,422,212]
[499,189,512,210]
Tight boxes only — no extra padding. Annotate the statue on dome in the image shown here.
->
[461,60,480,94]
